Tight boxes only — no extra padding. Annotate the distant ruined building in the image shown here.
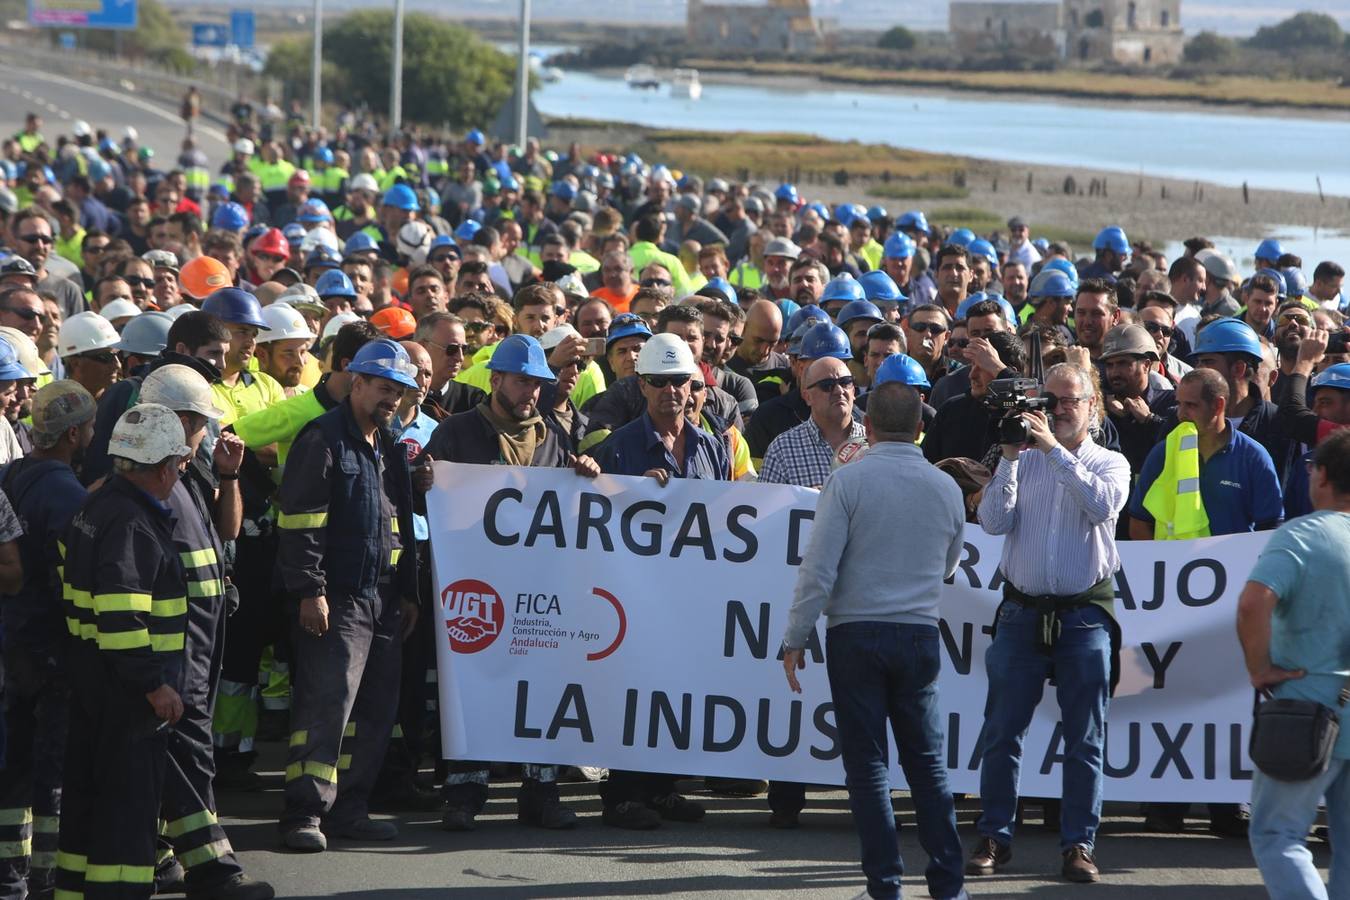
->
[949,0,1183,65]
[686,0,831,54]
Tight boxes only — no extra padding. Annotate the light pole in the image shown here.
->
[515,0,531,148]
[391,0,404,134]
[310,0,323,130]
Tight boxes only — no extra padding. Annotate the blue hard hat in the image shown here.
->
[202,288,270,330]
[314,147,334,165]
[243,224,268,247]
[807,202,830,222]
[500,172,520,192]
[836,299,883,328]
[1028,269,1076,300]
[1281,266,1308,297]
[834,204,855,227]
[296,198,331,224]
[967,238,998,266]
[1311,363,1350,392]
[605,312,652,348]
[1189,318,1262,362]
[343,231,379,256]
[799,322,852,360]
[346,338,419,390]
[786,321,814,355]
[304,246,342,270]
[703,276,737,307]
[466,128,486,145]
[883,232,915,260]
[282,223,306,246]
[785,304,831,339]
[1093,225,1130,255]
[1032,237,1051,253]
[897,210,930,234]
[0,336,28,382]
[774,183,799,205]
[208,183,230,198]
[858,270,907,304]
[550,180,576,201]
[1254,238,1285,263]
[315,269,357,300]
[454,219,481,241]
[114,310,173,356]
[956,292,1017,326]
[1246,269,1287,298]
[487,334,556,382]
[98,137,118,155]
[819,274,866,306]
[88,159,110,181]
[1041,257,1079,287]
[427,234,461,258]
[866,205,888,222]
[946,228,975,249]
[211,201,249,231]
[874,353,931,391]
[382,183,420,211]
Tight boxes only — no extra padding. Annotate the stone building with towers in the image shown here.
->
[686,0,830,54]
[949,0,1183,65]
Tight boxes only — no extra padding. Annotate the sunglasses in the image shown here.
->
[17,233,52,244]
[464,321,493,333]
[442,342,468,356]
[1278,314,1311,326]
[642,374,691,389]
[429,253,459,264]
[0,306,44,321]
[640,278,672,288]
[808,375,855,392]
[729,335,744,347]
[123,277,155,288]
[949,338,970,349]
[255,252,287,264]
[690,381,705,393]
[909,322,948,335]
[80,351,119,366]
[1142,322,1174,337]
[84,244,108,255]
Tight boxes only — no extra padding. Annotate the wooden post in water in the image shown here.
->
[1243,182,1249,204]
[1317,176,1325,204]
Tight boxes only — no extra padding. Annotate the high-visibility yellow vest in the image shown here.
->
[1142,421,1210,540]
[728,261,763,290]
[251,159,296,194]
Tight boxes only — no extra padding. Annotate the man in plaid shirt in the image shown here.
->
[760,355,866,489]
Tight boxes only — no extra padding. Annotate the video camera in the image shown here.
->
[985,377,1057,444]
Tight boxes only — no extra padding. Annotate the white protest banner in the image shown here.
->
[428,463,1265,802]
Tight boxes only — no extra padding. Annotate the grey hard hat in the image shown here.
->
[1100,323,1160,362]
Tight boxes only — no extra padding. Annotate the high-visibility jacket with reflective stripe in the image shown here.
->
[232,375,336,466]
[1142,421,1211,540]
[61,475,187,694]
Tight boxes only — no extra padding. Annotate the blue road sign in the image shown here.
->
[192,23,227,48]
[229,10,254,50]
[29,0,138,30]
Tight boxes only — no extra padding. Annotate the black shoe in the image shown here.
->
[965,837,1011,876]
[369,779,444,813]
[768,810,800,829]
[704,776,769,796]
[185,874,276,900]
[1208,805,1251,839]
[441,805,479,832]
[648,792,705,823]
[154,857,185,895]
[518,782,579,830]
[602,800,661,830]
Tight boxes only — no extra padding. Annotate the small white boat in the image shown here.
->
[625,64,661,90]
[670,68,702,101]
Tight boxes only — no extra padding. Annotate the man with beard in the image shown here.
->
[1098,324,1175,476]
[1072,280,1121,362]
[256,304,317,399]
[426,334,597,832]
[788,258,828,307]
[759,237,800,303]
[1002,261,1029,312]
[277,340,422,853]
[903,304,952,388]
[202,289,282,427]
[924,331,1027,466]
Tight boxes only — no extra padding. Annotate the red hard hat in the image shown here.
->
[251,227,291,261]
[288,170,311,187]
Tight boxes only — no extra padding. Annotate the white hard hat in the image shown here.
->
[278,283,325,315]
[257,303,317,344]
[300,226,339,255]
[540,324,580,352]
[108,403,189,466]
[321,311,360,344]
[139,364,223,420]
[396,220,434,266]
[122,126,139,144]
[636,332,698,377]
[164,303,200,320]
[58,311,121,358]
[0,327,48,377]
[233,138,255,156]
[97,299,142,323]
[349,173,379,194]
[71,120,91,138]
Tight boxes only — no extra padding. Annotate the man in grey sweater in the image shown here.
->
[782,381,969,900]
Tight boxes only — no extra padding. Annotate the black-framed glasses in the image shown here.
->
[808,375,855,392]
[949,337,970,349]
[1142,322,1174,337]
[17,233,52,244]
[123,277,155,288]
[464,321,492,333]
[640,278,672,288]
[909,322,948,335]
[642,374,691,389]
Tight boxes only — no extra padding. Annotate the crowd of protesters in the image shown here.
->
[0,101,1340,900]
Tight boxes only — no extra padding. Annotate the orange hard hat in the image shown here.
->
[370,306,417,340]
[250,227,290,261]
[391,267,409,298]
[179,255,232,301]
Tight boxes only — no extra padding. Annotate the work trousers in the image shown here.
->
[214,534,283,760]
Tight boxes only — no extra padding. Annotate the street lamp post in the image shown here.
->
[311,0,323,130]
[391,0,404,134]
[515,0,531,148]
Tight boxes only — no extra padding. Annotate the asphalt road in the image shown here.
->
[0,61,230,168]
[217,749,1307,899]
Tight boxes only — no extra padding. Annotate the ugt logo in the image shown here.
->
[442,578,504,653]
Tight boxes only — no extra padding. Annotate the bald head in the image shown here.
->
[802,356,853,427]
[739,299,783,366]
[399,340,434,406]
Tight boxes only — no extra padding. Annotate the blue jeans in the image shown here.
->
[825,622,964,900]
[976,603,1111,852]
[1249,757,1348,900]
